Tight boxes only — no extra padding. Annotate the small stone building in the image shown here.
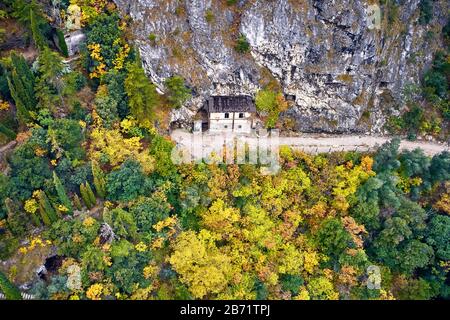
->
[206,96,256,133]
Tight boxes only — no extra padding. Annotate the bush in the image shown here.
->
[205,10,214,23]
[235,35,250,54]
[424,70,447,99]
[148,33,157,43]
[419,0,433,25]
[255,89,288,128]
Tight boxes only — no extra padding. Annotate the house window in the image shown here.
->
[239,113,244,118]
[224,113,229,119]
[224,125,228,129]
[238,125,242,129]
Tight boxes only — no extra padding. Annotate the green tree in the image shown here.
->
[418,0,433,25]
[81,245,109,272]
[0,123,16,140]
[47,119,85,161]
[429,152,450,184]
[92,161,106,199]
[73,193,82,210]
[396,278,434,300]
[255,89,288,128]
[35,47,64,110]
[149,134,177,178]
[5,198,29,236]
[315,217,354,260]
[373,138,401,172]
[30,7,45,50]
[0,271,22,300]
[80,182,96,209]
[5,53,36,123]
[37,190,58,224]
[9,0,46,29]
[101,70,129,119]
[55,29,68,57]
[130,194,172,235]
[426,214,450,261]
[53,171,73,214]
[8,128,51,201]
[164,76,191,109]
[85,13,123,69]
[103,208,138,240]
[94,85,118,127]
[124,55,160,126]
[106,160,149,202]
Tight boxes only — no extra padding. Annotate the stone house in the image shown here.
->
[205,96,256,133]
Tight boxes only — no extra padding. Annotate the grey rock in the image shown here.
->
[113,0,448,133]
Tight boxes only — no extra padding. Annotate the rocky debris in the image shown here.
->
[99,222,116,244]
[113,0,448,133]
[64,30,86,56]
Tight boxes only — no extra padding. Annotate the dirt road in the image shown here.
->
[171,129,449,160]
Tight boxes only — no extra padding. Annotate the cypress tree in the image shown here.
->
[11,53,35,103]
[6,53,36,123]
[7,75,31,123]
[85,182,97,208]
[92,161,106,199]
[38,203,51,226]
[80,183,93,209]
[38,191,58,223]
[30,7,45,51]
[53,172,73,214]
[11,52,35,94]
[0,271,22,300]
[5,198,29,235]
[0,123,16,140]
[55,29,68,57]
[73,193,82,210]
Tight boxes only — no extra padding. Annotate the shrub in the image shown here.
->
[419,0,433,25]
[255,89,288,128]
[235,35,250,54]
[205,10,214,23]
[148,33,157,43]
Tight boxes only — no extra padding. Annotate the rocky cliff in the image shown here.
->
[113,0,448,133]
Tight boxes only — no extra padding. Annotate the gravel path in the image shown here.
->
[171,129,450,159]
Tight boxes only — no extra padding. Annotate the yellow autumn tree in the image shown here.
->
[331,158,375,212]
[201,199,240,240]
[168,230,235,299]
[89,111,154,173]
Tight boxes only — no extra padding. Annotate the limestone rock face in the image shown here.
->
[113,0,448,133]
